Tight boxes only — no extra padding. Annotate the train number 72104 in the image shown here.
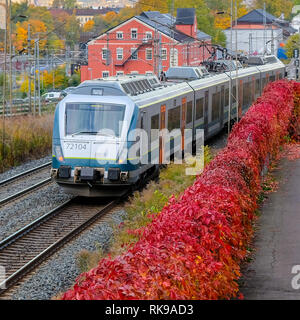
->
[64,143,88,151]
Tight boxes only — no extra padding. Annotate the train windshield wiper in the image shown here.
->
[71,131,115,137]
[71,131,96,136]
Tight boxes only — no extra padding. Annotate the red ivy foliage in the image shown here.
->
[62,80,300,300]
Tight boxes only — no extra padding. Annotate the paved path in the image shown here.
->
[240,156,300,299]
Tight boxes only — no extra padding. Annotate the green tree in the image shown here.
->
[52,0,65,8]
[64,0,76,9]
[253,0,293,19]
[65,14,80,49]
[285,33,300,58]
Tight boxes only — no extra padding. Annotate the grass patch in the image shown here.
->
[0,114,53,172]
[77,146,213,273]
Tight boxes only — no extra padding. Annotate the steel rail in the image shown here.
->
[0,199,117,295]
[0,177,52,206]
[0,161,52,187]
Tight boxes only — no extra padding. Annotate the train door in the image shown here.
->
[204,90,209,139]
[159,105,166,164]
[220,85,225,128]
[181,97,186,151]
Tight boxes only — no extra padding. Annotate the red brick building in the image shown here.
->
[81,9,212,81]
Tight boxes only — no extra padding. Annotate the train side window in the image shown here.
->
[270,75,275,82]
[212,92,220,122]
[232,86,236,103]
[186,101,193,124]
[262,77,267,89]
[255,79,260,95]
[151,114,159,142]
[279,73,283,80]
[243,82,251,107]
[168,106,181,131]
[196,98,204,120]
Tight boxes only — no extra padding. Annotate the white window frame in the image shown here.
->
[116,71,124,76]
[146,71,153,75]
[131,47,138,60]
[145,31,152,39]
[161,48,167,60]
[131,28,137,39]
[116,48,123,60]
[102,71,109,78]
[116,31,123,39]
[146,48,152,60]
[102,48,107,60]
[130,71,139,75]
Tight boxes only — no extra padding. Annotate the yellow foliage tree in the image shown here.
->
[83,19,95,32]
[214,7,248,30]
[14,19,47,52]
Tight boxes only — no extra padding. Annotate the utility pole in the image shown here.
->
[263,2,266,54]
[27,23,32,114]
[8,0,12,115]
[33,40,36,116]
[37,37,41,116]
[170,0,175,69]
[235,0,239,123]
[2,0,8,168]
[228,0,233,135]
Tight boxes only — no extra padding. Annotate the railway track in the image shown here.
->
[0,161,52,206]
[0,198,116,296]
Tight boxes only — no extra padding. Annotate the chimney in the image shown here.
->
[175,8,197,38]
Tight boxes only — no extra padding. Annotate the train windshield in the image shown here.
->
[65,103,125,137]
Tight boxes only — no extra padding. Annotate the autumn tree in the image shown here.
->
[14,19,47,52]
[135,0,168,13]
[64,0,76,9]
[83,20,95,32]
[253,0,293,19]
[65,13,80,49]
[52,0,65,8]
[285,33,300,58]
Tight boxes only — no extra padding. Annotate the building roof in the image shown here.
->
[237,9,278,24]
[175,8,195,25]
[137,11,211,42]
[49,7,118,17]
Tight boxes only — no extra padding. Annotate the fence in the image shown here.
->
[0,102,56,116]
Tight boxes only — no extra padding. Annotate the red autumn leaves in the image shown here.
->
[62,80,300,300]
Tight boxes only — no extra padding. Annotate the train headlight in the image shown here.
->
[54,145,64,162]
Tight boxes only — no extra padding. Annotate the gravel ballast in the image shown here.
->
[0,183,73,242]
[0,155,52,183]
[11,209,126,300]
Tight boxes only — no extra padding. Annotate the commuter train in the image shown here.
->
[51,56,285,196]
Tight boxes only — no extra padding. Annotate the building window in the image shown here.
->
[131,48,138,60]
[130,71,138,74]
[131,29,137,39]
[146,71,153,75]
[117,31,123,39]
[145,32,152,39]
[146,48,152,60]
[161,48,167,60]
[102,48,107,60]
[117,48,123,60]
[102,71,109,78]
[116,71,124,76]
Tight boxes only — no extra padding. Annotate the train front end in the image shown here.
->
[51,94,139,197]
